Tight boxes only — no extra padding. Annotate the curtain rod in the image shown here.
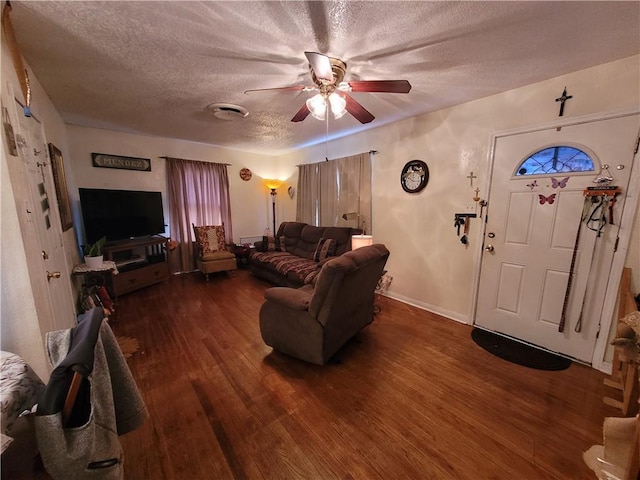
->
[295,150,378,167]
[159,156,231,166]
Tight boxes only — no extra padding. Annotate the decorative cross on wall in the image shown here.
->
[466,171,477,187]
[555,87,573,117]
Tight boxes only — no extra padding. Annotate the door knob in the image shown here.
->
[46,271,61,282]
[484,244,495,253]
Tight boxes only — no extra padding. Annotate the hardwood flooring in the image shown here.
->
[111,269,617,480]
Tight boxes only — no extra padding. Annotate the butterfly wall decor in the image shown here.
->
[551,177,569,189]
[526,180,538,190]
[539,194,557,205]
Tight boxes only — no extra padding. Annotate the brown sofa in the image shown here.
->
[259,243,390,365]
[248,222,356,287]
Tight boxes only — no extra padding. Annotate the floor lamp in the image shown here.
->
[263,179,283,234]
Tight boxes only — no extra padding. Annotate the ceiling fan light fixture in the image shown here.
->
[306,93,346,121]
[328,93,347,119]
[306,94,327,120]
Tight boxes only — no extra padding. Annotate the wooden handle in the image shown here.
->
[62,371,83,427]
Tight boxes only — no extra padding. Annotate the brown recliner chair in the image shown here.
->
[259,243,390,365]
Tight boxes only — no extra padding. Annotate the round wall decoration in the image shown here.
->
[239,167,252,181]
[400,160,429,193]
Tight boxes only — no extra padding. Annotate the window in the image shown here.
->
[515,146,595,176]
[165,157,232,273]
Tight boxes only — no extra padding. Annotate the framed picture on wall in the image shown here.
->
[48,143,73,231]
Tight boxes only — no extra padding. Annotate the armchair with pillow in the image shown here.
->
[192,223,237,280]
[259,243,390,365]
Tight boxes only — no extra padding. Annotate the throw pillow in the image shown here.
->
[279,235,287,252]
[263,235,278,252]
[313,237,336,262]
[194,225,227,255]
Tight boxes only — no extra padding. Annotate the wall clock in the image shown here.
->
[239,167,252,181]
[400,160,429,193]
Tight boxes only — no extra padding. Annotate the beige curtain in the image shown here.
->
[296,152,372,231]
[166,157,232,273]
[317,160,339,226]
[296,162,319,225]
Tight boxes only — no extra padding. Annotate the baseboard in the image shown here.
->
[596,360,613,375]
[381,291,470,325]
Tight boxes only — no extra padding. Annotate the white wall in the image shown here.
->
[280,55,640,324]
[66,126,285,247]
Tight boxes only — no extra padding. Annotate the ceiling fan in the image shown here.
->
[244,52,411,124]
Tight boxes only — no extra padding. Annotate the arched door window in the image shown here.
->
[515,146,596,176]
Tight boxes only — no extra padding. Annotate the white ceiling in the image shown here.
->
[8,1,640,155]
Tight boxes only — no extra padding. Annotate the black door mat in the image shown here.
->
[471,328,572,371]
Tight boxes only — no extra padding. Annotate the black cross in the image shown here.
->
[555,87,573,117]
[466,171,477,187]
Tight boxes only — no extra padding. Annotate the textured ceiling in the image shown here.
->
[7,1,640,155]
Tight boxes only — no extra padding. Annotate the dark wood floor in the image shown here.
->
[111,268,617,480]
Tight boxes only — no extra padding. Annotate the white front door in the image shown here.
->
[475,114,638,362]
[15,103,76,331]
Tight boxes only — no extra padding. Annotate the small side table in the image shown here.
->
[72,261,119,288]
[72,260,119,276]
[72,261,119,311]
[234,244,255,268]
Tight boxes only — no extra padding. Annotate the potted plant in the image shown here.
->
[83,236,106,269]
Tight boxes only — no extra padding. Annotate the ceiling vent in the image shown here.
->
[206,103,249,121]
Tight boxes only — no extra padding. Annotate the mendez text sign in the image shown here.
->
[92,153,151,172]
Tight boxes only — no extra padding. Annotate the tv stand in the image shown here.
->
[104,237,170,296]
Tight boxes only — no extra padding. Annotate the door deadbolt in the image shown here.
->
[46,271,61,282]
[487,232,495,238]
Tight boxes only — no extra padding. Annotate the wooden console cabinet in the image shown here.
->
[103,237,170,296]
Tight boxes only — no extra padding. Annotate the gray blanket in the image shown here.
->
[35,314,148,479]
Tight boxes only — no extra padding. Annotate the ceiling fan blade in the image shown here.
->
[244,85,308,95]
[304,51,333,82]
[345,80,412,94]
[291,103,310,122]
[342,93,375,124]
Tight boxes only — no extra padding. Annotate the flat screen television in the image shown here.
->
[79,188,166,244]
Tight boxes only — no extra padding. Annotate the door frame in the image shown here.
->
[472,108,640,372]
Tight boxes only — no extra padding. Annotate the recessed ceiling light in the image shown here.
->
[205,103,249,121]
